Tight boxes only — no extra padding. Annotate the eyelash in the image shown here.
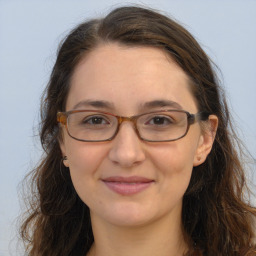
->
[82,116,110,125]
[146,116,174,125]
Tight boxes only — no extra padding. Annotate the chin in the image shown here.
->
[93,201,157,227]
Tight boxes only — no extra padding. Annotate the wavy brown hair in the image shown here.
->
[20,6,256,256]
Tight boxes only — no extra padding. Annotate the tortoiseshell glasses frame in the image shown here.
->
[57,109,210,142]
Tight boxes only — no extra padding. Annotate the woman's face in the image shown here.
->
[60,43,215,227]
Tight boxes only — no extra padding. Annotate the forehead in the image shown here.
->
[67,43,197,113]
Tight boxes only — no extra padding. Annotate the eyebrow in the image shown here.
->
[71,99,183,112]
[71,99,115,110]
[141,100,183,110]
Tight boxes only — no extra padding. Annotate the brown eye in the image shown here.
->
[146,115,174,126]
[82,115,110,125]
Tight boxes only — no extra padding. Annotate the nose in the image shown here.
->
[108,121,146,168]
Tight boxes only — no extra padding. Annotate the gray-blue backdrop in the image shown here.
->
[0,0,255,255]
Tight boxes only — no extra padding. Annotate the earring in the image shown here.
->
[62,156,68,166]
[60,156,69,180]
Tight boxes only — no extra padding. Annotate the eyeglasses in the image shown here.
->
[57,109,210,142]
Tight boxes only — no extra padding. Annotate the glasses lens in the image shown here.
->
[137,111,188,141]
[67,111,117,141]
[65,110,189,142]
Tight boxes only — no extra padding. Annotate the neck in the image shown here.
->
[87,210,188,256]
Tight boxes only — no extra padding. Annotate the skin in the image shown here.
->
[60,43,218,256]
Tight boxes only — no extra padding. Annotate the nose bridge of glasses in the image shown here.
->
[117,116,136,125]
[115,116,141,141]
[117,116,139,134]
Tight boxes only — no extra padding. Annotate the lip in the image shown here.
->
[102,176,154,195]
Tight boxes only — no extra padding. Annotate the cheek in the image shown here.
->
[151,140,197,170]
[67,142,107,169]
[150,140,198,190]
[65,142,109,194]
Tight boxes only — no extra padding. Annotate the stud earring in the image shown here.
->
[60,156,69,179]
[63,156,68,165]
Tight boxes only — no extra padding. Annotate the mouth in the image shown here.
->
[101,176,154,195]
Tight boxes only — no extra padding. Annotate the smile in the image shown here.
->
[102,176,154,195]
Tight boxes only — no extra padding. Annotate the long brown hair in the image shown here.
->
[20,6,256,256]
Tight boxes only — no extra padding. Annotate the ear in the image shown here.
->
[193,115,218,167]
[59,138,69,168]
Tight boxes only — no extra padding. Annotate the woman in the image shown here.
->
[20,6,256,256]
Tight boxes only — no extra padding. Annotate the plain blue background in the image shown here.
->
[0,0,256,255]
